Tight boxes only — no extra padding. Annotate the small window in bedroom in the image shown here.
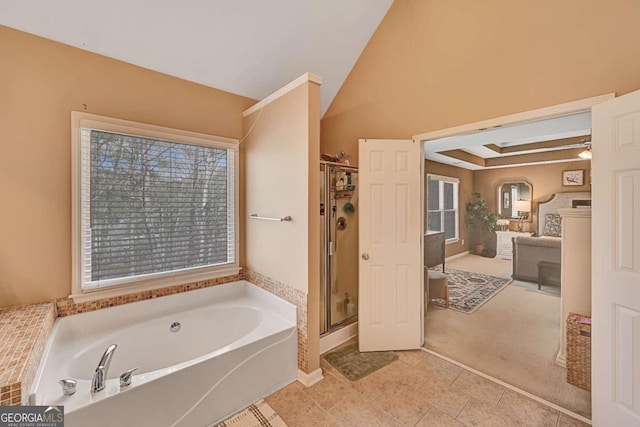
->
[71,112,239,297]
[427,174,459,242]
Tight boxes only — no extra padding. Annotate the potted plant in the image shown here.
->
[466,192,498,256]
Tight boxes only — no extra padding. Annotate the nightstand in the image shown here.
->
[496,230,533,260]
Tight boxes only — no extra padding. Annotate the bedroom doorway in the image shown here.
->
[414,94,613,420]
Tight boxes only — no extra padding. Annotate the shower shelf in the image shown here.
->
[332,185,356,192]
[333,193,352,200]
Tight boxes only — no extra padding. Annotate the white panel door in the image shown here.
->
[592,89,640,426]
[358,139,423,351]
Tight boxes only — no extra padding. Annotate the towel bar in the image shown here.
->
[249,214,292,222]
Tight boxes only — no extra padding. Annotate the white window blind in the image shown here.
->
[78,126,236,290]
[427,174,459,241]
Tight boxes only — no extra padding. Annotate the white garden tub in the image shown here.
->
[30,281,297,427]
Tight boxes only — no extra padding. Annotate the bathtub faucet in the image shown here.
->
[91,344,117,393]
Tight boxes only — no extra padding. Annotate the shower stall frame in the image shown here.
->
[320,161,359,336]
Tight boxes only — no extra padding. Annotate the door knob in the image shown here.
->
[361,253,369,260]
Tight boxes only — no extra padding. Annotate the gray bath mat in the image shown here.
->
[324,343,398,381]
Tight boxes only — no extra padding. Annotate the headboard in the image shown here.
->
[537,192,591,235]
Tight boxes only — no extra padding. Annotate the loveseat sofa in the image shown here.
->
[512,236,561,282]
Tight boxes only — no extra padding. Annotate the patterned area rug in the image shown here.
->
[429,267,511,314]
[325,343,398,381]
[213,400,287,427]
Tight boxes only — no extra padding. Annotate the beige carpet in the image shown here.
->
[425,254,591,418]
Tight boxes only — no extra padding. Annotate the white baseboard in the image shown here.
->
[445,250,470,262]
[555,348,567,367]
[297,368,323,387]
[319,322,358,354]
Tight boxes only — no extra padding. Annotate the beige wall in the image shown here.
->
[242,82,317,293]
[242,80,321,372]
[321,0,640,163]
[558,209,592,362]
[425,160,473,257]
[473,160,591,234]
[0,26,255,308]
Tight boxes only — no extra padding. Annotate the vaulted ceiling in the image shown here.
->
[0,1,599,169]
[0,0,393,115]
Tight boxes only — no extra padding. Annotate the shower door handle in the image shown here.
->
[361,253,369,260]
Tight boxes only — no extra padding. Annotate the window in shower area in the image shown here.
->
[427,174,459,242]
[71,112,239,297]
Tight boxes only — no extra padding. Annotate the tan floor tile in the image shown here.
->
[416,407,465,427]
[378,359,430,389]
[381,416,406,427]
[279,399,340,427]
[456,398,517,427]
[305,371,358,410]
[496,389,559,427]
[374,387,432,426]
[451,371,506,407]
[416,377,470,418]
[350,365,392,398]
[414,353,464,385]
[330,389,390,427]
[268,351,575,427]
[556,413,591,427]
[265,382,313,419]
[265,382,306,405]
[350,360,428,401]
[395,349,428,366]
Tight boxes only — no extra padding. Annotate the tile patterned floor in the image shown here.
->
[265,348,590,427]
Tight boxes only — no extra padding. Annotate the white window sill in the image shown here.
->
[445,238,460,245]
[69,266,241,304]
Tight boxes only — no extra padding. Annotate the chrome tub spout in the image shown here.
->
[91,344,117,393]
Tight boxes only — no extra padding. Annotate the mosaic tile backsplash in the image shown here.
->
[55,273,243,317]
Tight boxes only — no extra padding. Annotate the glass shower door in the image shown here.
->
[320,163,359,334]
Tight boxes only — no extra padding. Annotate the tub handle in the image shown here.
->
[58,379,77,396]
[119,367,138,388]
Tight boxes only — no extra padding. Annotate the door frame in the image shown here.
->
[413,94,614,143]
[412,92,614,410]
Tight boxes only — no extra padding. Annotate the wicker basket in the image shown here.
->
[566,312,591,390]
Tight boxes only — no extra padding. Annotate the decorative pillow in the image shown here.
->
[543,213,562,237]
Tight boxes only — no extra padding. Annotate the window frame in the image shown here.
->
[426,174,460,243]
[71,112,240,302]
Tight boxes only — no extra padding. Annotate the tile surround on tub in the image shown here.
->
[55,269,310,372]
[55,273,244,317]
[1,268,310,405]
[0,303,56,405]
[243,269,309,373]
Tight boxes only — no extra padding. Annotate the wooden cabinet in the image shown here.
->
[424,231,445,271]
[496,231,533,260]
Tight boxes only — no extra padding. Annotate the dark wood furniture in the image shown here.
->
[537,260,561,289]
[424,231,445,272]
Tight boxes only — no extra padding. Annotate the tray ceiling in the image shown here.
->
[423,112,592,170]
